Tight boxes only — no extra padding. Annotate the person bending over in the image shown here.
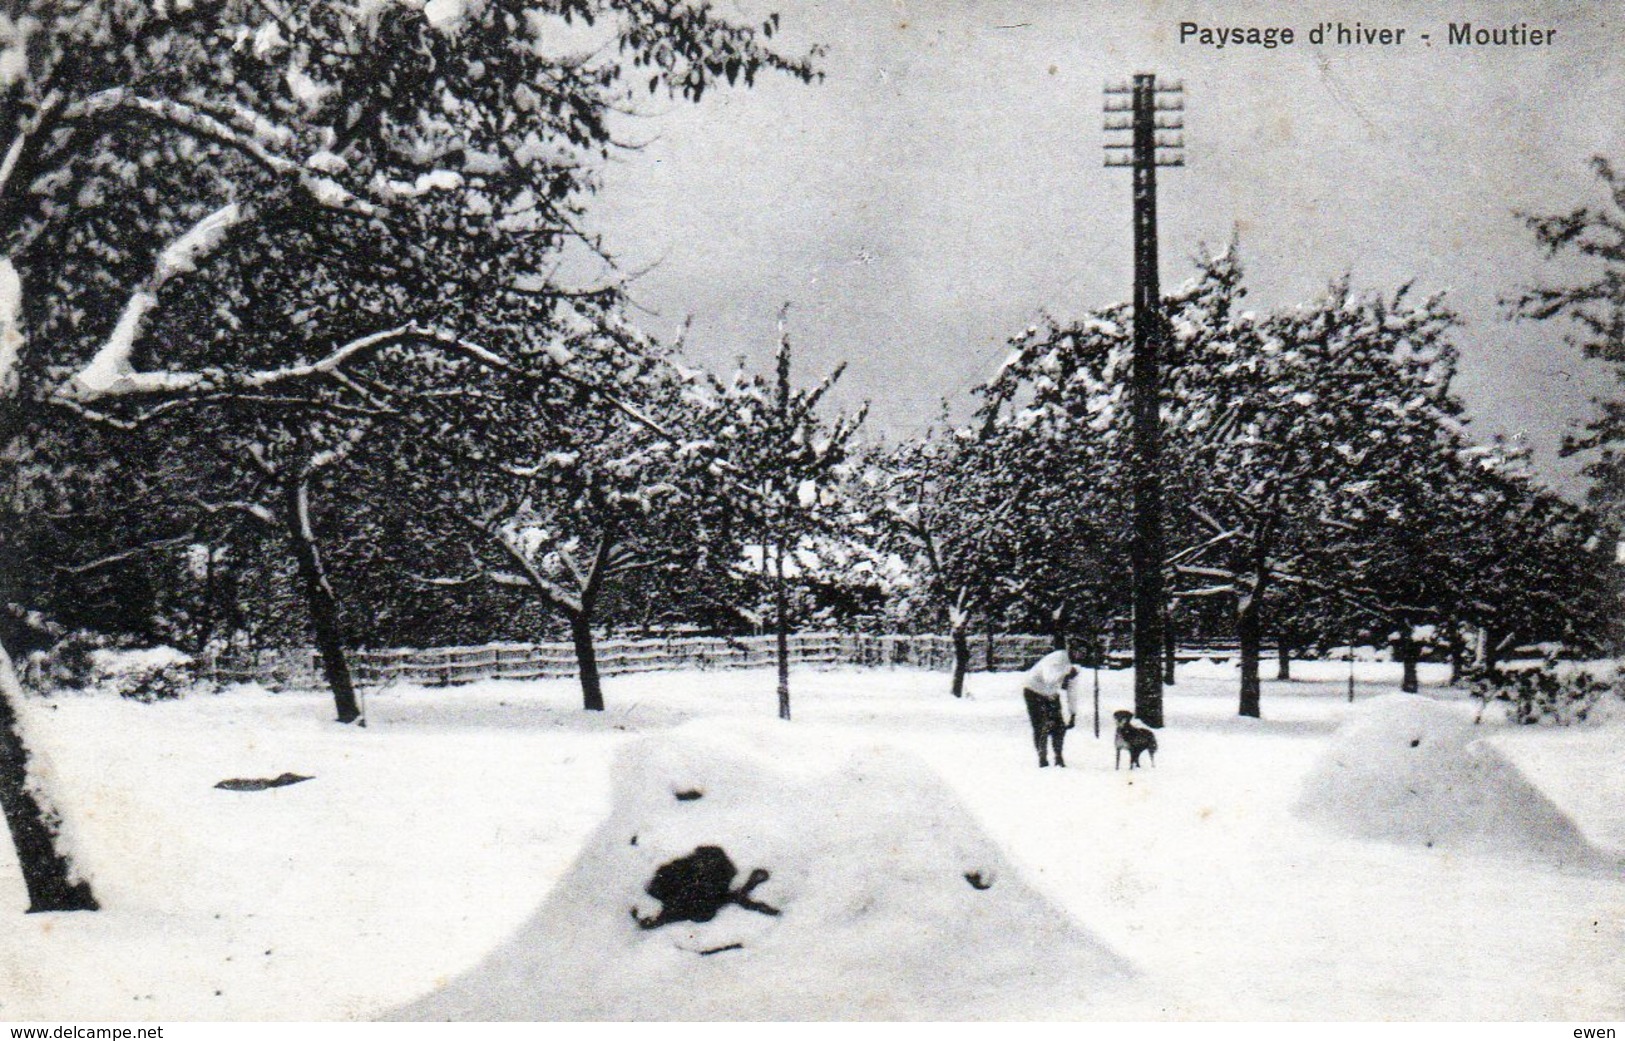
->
[1020,649,1079,768]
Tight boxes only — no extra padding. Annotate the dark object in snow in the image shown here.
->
[964,871,993,890]
[214,773,313,791]
[632,845,779,929]
[1113,710,1158,770]
[674,789,703,801]
[697,943,744,956]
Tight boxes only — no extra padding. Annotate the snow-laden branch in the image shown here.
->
[1166,527,1241,567]
[1187,505,1228,536]
[550,366,693,457]
[579,531,619,607]
[447,511,585,616]
[554,543,587,590]
[1176,564,1236,581]
[69,202,246,397]
[59,393,395,432]
[156,204,245,284]
[1170,585,1235,599]
[408,566,530,591]
[44,396,144,431]
[242,443,279,480]
[61,90,373,216]
[55,531,199,575]
[60,316,738,522]
[491,531,583,614]
[64,322,426,402]
[407,570,480,587]
[0,257,21,398]
[0,89,65,205]
[189,496,278,528]
[602,553,670,579]
[1267,567,1436,625]
[0,129,28,207]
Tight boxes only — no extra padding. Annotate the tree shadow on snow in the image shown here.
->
[1157,712,1343,738]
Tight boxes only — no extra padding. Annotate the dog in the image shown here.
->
[1113,710,1157,770]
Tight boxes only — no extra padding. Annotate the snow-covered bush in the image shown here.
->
[36,632,107,691]
[28,639,205,701]
[116,661,198,704]
[59,647,201,702]
[1469,660,1621,726]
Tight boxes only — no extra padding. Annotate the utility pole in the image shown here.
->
[1105,73,1183,729]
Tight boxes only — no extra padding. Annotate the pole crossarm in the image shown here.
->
[1103,76,1186,169]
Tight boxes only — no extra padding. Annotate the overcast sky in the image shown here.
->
[584,0,1623,499]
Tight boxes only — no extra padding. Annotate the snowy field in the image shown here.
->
[0,661,1620,1021]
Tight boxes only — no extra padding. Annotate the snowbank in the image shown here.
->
[1176,657,1235,679]
[392,719,1129,1020]
[1294,695,1604,867]
[90,646,193,675]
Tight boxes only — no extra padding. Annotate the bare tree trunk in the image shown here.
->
[1395,628,1420,694]
[282,476,361,724]
[195,544,217,654]
[1162,607,1176,685]
[570,529,617,713]
[775,541,790,721]
[1238,591,1263,718]
[950,616,970,698]
[1276,639,1292,681]
[1092,654,1102,739]
[1236,519,1275,719]
[0,267,97,912]
[0,643,98,912]
[568,611,605,712]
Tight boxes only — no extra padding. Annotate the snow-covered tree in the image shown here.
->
[0,0,818,911]
[686,313,864,720]
[386,320,704,711]
[1165,264,1470,713]
[973,315,1137,653]
[1507,156,1625,529]
[1343,439,1616,684]
[974,250,1584,718]
[859,430,1027,696]
[1506,156,1625,655]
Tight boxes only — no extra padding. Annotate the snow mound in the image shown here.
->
[1295,695,1600,865]
[392,719,1129,1020]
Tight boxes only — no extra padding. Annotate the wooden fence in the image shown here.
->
[206,632,1065,691]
